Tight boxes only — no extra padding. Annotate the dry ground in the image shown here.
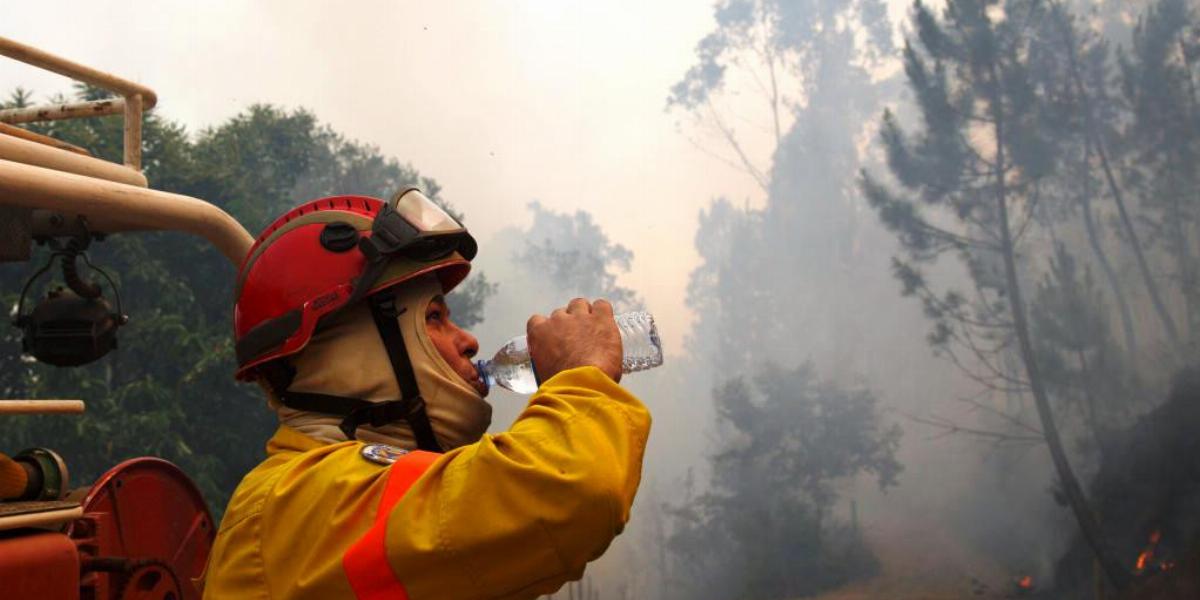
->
[811,515,1024,600]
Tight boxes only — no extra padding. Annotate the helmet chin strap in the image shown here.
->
[361,293,443,452]
[262,292,444,453]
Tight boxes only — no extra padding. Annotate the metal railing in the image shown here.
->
[0,35,253,266]
[0,36,156,171]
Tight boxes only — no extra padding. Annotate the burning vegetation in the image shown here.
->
[1017,575,1035,594]
[1133,531,1173,576]
[1049,368,1200,598]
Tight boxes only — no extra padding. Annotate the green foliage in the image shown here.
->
[864,0,1200,586]
[188,105,326,233]
[682,0,896,373]
[1031,245,1138,447]
[668,1,902,595]
[6,87,32,108]
[862,0,1063,389]
[0,88,491,518]
[1119,0,1200,334]
[686,198,770,374]
[666,365,900,600]
[517,201,640,311]
[867,0,1200,413]
[667,0,1200,594]
[668,0,893,110]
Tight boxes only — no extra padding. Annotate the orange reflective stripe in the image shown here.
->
[343,450,440,600]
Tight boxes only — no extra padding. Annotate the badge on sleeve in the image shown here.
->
[360,443,408,465]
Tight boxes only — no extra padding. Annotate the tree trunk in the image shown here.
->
[1098,143,1181,348]
[1054,3,1182,348]
[1167,172,1197,338]
[989,62,1133,591]
[1080,146,1138,358]
[1178,38,1200,340]
[1076,348,1109,456]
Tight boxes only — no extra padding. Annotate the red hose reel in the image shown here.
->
[0,457,214,600]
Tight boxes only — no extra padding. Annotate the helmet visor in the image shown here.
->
[380,189,478,261]
[393,189,465,234]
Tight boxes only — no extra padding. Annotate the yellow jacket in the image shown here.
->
[203,367,651,600]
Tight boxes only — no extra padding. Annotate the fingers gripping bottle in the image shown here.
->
[476,311,663,394]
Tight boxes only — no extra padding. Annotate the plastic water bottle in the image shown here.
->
[476,311,663,394]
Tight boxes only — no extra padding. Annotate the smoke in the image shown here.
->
[521,0,1200,597]
[4,1,1196,598]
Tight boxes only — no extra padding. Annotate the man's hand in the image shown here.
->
[527,298,622,384]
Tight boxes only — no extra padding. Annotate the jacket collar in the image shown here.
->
[266,424,329,457]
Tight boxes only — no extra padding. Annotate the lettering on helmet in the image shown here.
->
[311,291,341,310]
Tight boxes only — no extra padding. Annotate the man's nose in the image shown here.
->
[457,327,480,359]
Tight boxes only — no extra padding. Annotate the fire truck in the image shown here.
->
[0,37,249,599]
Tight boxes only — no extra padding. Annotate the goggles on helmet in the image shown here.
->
[339,189,475,317]
[361,189,477,263]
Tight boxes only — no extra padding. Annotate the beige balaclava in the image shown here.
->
[270,274,492,449]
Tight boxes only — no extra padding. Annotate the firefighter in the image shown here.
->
[203,189,651,600]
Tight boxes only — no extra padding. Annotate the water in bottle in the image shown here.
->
[476,311,663,394]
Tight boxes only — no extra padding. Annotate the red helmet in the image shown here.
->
[233,189,476,381]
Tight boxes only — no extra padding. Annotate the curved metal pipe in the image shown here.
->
[0,36,157,108]
[0,159,252,266]
[0,133,146,187]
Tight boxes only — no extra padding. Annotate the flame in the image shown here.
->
[1134,530,1171,574]
[1018,575,1033,589]
[1136,548,1152,572]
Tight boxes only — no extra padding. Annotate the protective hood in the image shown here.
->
[270,275,492,450]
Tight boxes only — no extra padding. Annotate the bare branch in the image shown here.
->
[909,215,1001,252]
[901,411,1045,444]
[958,394,1044,436]
[759,9,783,148]
[705,99,771,192]
[909,276,1012,329]
[1011,182,1043,244]
[952,325,1031,389]
[940,341,1032,393]
[682,132,770,185]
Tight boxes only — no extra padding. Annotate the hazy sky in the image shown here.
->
[0,1,779,352]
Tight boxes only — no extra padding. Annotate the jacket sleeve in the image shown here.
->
[384,365,652,600]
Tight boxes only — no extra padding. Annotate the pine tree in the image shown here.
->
[1030,244,1134,452]
[1042,1,1183,351]
[861,0,1131,588]
[665,365,900,600]
[1120,0,1200,343]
